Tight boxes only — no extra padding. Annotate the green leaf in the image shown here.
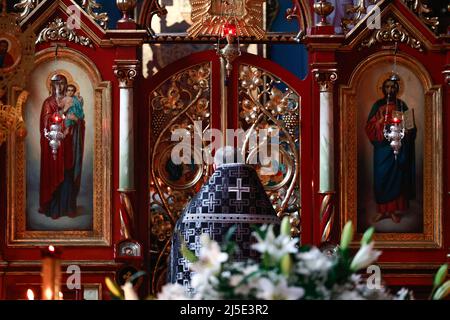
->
[225,225,238,243]
[361,227,375,246]
[432,280,450,300]
[433,264,448,288]
[181,242,198,263]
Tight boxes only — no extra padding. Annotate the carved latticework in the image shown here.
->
[148,63,212,293]
[238,65,301,236]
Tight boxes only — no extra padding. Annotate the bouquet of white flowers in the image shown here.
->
[106,218,450,301]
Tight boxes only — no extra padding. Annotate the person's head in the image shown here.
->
[0,40,9,55]
[66,84,76,97]
[382,78,399,100]
[50,74,68,98]
[213,146,243,170]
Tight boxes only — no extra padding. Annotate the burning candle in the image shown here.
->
[392,117,401,124]
[41,245,62,300]
[27,289,35,300]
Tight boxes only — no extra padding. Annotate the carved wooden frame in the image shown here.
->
[6,47,112,246]
[339,51,442,248]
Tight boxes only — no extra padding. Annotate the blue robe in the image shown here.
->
[366,98,416,205]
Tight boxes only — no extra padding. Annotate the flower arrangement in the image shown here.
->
[106,218,449,300]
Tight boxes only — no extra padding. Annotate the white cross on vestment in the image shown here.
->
[228,178,250,200]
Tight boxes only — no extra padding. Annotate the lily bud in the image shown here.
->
[281,216,291,236]
[280,254,293,277]
[432,280,450,300]
[350,242,382,272]
[433,264,448,288]
[361,227,375,246]
[340,221,354,250]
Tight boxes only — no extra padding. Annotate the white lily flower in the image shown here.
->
[350,241,382,271]
[251,225,298,261]
[121,282,139,300]
[157,283,189,300]
[255,277,304,300]
[191,234,228,274]
[296,247,333,275]
[334,290,365,300]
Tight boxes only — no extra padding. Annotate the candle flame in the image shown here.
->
[48,245,55,252]
[27,289,35,300]
[59,291,63,300]
[44,288,53,300]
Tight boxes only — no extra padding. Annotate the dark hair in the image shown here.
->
[67,84,77,92]
[382,78,399,96]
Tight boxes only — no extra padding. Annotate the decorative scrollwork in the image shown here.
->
[238,64,301,237]
[149,63,212,294]
[187,0,265,39]
[341,0,367,33]
[81,0,109,30]
[0,91,28,146]
[14,0,41,22]
[15,0,109,30]
[36,18,94,48]
[285,0,306,41]
[359,17,423,52]
[113,61,139,88]
[402,0,439,34]
[313,69,338,92]
[138,0,168,37]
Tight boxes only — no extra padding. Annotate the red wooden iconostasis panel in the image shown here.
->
[1,0,448,300]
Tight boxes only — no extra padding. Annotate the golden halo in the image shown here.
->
[46,70,79,95]
[376,72,404,98]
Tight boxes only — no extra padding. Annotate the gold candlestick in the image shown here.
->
[41,245,62,300]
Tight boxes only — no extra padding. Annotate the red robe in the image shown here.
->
[365,102,408,213]
[0,53,14,68]
[39,96,73,213]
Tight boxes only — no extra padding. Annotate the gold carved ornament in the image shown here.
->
[149,63,212,294]
[36,18,94,48]
[14,0,109,30]
[13,0,41,22]
[81,0,109,29]
[187,0,265,39]
[359,17,423,52]
[0,91,28,146]
[0,12,35,97]
[238,65,301,237]
[401,0,439,33]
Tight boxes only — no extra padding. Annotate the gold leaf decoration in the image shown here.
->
[187,0,265,39]
[81,0,109,30]
[36,18,94,48]
[359,17,423,52]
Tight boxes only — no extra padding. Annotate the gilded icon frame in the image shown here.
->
[339,51,442,249]
[6,47,112,246]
